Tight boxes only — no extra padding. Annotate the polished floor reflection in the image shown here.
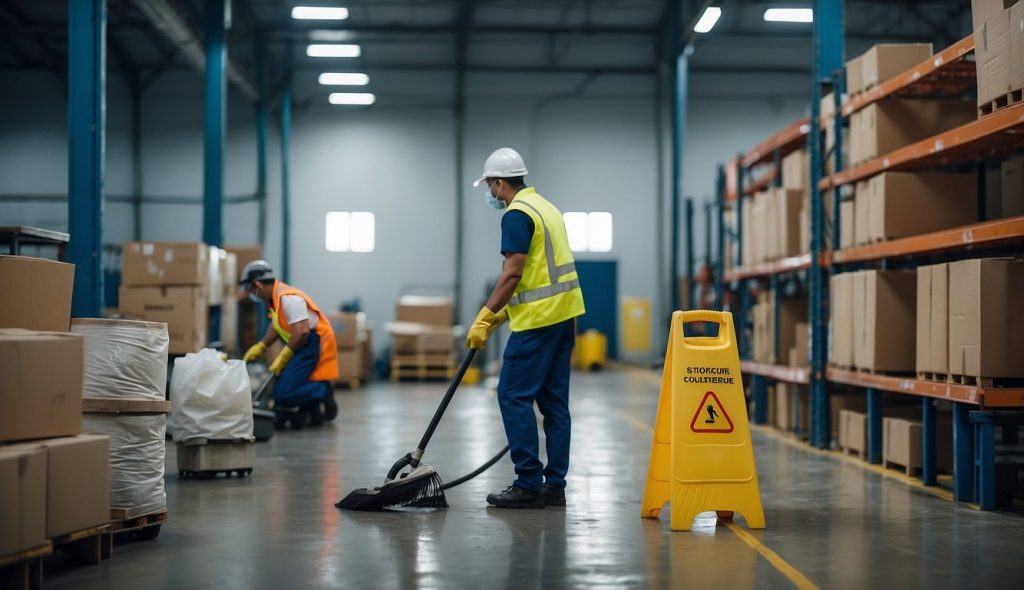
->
[44,369,1024,589]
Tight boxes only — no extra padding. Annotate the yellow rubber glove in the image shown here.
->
[268,346,295,375]
[466,307,501,350]
[488,308,509,336]
[243,342,267,363]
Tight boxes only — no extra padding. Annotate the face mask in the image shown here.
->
[248,291,262,304]
[484,183,506,210]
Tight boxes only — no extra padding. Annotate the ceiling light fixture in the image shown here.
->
[694,7,722,34]
[291,6,349,20]
[329,92,376,105]
[306,44,361,58]
[319,73,370,86]
[763,8,813,23]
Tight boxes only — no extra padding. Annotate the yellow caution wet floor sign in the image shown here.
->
[641,310,765,531]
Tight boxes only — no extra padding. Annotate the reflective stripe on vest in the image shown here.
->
[507,199,578,306]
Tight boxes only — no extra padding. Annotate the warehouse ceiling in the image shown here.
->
[0,0,975,100]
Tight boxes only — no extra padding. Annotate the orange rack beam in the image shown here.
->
[743,171,775,197]
[741,117,811,168]
[741,361,810,385]
[724,253,813,281]
[828,368,1024,408]
[821,103,1024,190]
[832,216,1024,264]
[842,35,976,118]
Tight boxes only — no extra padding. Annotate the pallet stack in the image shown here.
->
[328,311,368,388]
[215,248,239,354]
[386,296,456,380]
[0,255,112,581]
[119,241,210,354]
[974,0,1024,116]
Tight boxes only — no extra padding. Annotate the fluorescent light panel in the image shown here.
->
[329,92,375,105]
[319,73,369,86]
[306,44,361,58]
[694,7,721,34]
[292,6,349,20]
[763,8,813,23]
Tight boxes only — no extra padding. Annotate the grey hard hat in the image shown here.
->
[239,259,275,288]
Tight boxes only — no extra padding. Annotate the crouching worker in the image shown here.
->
[239,260,339,427]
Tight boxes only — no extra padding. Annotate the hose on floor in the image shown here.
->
[440,445,510,490]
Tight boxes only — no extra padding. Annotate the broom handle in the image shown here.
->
[410,348,477,467]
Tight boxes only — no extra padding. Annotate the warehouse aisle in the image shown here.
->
[44,369,1024,589]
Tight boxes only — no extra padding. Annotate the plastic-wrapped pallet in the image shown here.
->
[81,413,166,518]
[71,318,169,401]
[170,348,254,442]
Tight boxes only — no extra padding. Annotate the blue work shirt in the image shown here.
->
[500,210,534,256]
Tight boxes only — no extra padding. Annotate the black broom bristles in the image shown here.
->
[336,471,449,511]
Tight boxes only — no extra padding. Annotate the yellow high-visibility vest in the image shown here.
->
[504,188,585,331]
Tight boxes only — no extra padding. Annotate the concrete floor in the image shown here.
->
[45,368,1024,589]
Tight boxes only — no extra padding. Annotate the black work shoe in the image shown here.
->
[306,401,324,427]
[323,394,338,421]
[543,484,566,507]
[486,484,545,509]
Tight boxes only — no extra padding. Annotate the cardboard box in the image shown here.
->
[861,44,933,90]
[854,182,871,246]
[777,297,808,365]
[0,255,74,332]
[799,204,810,256]
[838,409,867,455]
[1012,1,1024,91]
[387,322,454,354]
[329,312,359,350]
[975,9,1012,107]
[775,188,804,258]
[846,54,864,94]
[220,292,238,354]
[338,349,362,381]
[0,329,83,444]
[224,245,263,283]
[864,173,977,242]
[119,286,208,354]
[883,417,921,472]
[917,264,950,375]
[782,149,810,195]
[1003,156,1024,217]
[973,0,1018,29]
[860,100,977,163]
[0,447,46,556]
[221,252,237,296]
[18,435,109,537]
[776,383,809,432]
[207,247,224,306]
[122,241,209,287]
[792,322,809,368]
[853,270,917,373]
[830,273,854,367]
[361,325,375,376]
[395,296,453,326]
[840,200,855,249]
[949,259,1024,379]
[831,394,867,440]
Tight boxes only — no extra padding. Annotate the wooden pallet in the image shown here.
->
[0,543,52,590]
[334,377,362,390]
[884,460,921,477]
[947,374,1024,388]
[917,372,947,383]
[390,353,455,381]
[51,524,112,566]
[108,509,167,541]
[839,445,866,460]
[177,439,254,479]
[979,88,1024,117]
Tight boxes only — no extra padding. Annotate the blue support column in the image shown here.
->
[972,412,995,510]
[809,0,845,449]
[67,0,106,318]
[670,49,688,314]
[952,402,973,501]
[280,42,293,283]
[866,388,882,464]
[715,164,725,311]
[203,0,227,247]
[683,197,694,311]
[255,41,268,248]
[922,398,937,486]
[752,375,768,425]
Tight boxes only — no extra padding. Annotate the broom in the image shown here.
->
[337,349,478,511]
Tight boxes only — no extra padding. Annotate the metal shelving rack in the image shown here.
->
[715,28,1024,510]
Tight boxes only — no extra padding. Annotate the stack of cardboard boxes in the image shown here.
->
[0,256,109,559]
[224,244,264,352]
[741,186,806,267]
[750,290,808,367]
[329,311,371,387]
[973,0,1024,114]
[216,249,239,353]
[386,296,456,379]
[830,269,917,374]
[120,241,209,354]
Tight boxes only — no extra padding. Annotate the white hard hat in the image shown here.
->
[473,147,528,187]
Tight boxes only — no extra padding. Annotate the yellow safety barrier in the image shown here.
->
[575,329,607,371]
[641,310,765,531]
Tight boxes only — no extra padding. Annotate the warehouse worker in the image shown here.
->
[240,261,339,426]
[467,147,586,509]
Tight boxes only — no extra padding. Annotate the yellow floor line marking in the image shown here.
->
[612,364,981,510]
[724,521,822,590]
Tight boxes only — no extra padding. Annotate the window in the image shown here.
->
[325,212,375,252]
[563,212,613,253]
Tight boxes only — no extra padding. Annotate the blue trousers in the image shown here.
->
[274,331,331,408]
[497,319,575,492]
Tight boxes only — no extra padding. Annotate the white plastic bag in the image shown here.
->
[82,413,166,518]
[71,318,169,401]
[170,348,254,442]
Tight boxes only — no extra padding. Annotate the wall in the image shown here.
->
[0,66,808,357]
